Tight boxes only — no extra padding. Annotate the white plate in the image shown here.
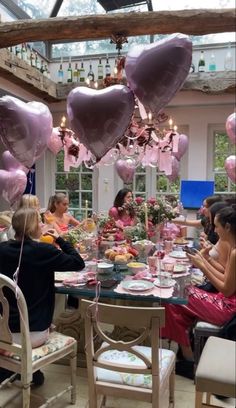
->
[173,264,187,273]
[122,280,154,292]
[154,278,176,288]
[169,251,188,259]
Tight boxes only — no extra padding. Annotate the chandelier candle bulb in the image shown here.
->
[169,118,173,129]
[60,116,66,128]
[148,112,153,125]
[173,125,178,132]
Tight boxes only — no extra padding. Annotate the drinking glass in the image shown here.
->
[147,256,157,275]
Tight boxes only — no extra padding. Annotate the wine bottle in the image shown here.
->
[30,47,36,67]
[198,51,205,73]
[224,43,233,71]
[87,62,95,82]
[189,63,195,73]
[73,63,79,82]
[40,60,45,74]
[105,55,111,77]
[57,64,64,83]
[79,61,85,83]
[21,43,27,61]
[67,61,73,83]
[208,53,216,72]
[97,58,104,80]
[15,45,21,59]
[35,53,41,70]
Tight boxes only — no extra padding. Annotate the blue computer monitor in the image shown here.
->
[180,180,215,209]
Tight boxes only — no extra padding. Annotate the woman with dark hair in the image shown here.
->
[0,207,85,384]
[108,188,136,227]
[162,205,236,377]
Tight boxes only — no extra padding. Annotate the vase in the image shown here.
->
[149,223,163,244]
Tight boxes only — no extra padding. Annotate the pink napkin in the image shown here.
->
[62,271,96,287]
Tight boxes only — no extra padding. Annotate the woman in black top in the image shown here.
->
[0,207,85,384]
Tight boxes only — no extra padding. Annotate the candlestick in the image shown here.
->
[147,112,153,125]
[144,202,148,232]
[60,115,66,129]
[85,200,88,219]
[173,125,178,132]
[168,118,173,129]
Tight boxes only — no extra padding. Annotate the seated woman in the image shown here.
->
[161,205,236,378]
[0,207,85,384]
[109,188,136,228]
[173,195,222,244]
[44,193,80,234]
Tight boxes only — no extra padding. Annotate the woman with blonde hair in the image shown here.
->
[45,193,80,233]
[0,207,85,384]
[18,194,40,210]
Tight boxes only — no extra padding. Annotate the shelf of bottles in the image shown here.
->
[190,43,233,74]
[57,55,126,88]
[7,43,51,79]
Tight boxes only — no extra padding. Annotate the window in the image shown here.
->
[55,151,94,219]
[213,131,236,193]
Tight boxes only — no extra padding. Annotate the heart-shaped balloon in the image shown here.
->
[2,150,29,174]
[167,156,180,182]
[225,155,236,183]
[226,113,236,144]
[115,158,136,183]
[0,169,27,206]
[125,34,192,114]
[47,127,63,155]
[0,96,52,168]
[67,85,135,161]
[172,134,189,160]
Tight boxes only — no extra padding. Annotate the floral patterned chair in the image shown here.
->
[81,299,175,408]
[0,274,77,407]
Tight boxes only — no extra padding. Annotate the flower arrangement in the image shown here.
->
[63,226,85,246]
[134,196,176,226]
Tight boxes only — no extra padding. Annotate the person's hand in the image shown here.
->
[43,228,60,240]
[187,250,205,269]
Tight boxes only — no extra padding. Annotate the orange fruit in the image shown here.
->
[40,235,54,244]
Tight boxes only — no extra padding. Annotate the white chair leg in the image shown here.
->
[169,367,175,404]
[206,392,211,404]
[70,348,77,404]
[22,384,31,408]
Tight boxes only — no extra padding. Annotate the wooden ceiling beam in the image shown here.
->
[0,9,235,48]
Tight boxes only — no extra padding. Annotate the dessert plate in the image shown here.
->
[154,278,176,288]
[121,280,154,292]
[169,251,188,259]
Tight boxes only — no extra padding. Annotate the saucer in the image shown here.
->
[154,278,176,288]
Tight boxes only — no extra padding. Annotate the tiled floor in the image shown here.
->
[0,364,235,408]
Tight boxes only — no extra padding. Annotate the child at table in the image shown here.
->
[44,193,81,234]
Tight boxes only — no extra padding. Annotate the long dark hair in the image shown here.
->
[113,188,135,218]
[216,205,236,236]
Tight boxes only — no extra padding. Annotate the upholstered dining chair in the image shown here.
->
[0,273,77,408]
[80,299,175,408]
[195,336,236,407]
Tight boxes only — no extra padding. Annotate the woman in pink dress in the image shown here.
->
[162,205,236,377]
[108,188,136,228]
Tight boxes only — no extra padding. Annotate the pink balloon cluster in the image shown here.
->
[0,151,28,206]
[224,113,236,184]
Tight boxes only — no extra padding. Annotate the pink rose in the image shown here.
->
[135,196,144,205]
[147,197,156,205]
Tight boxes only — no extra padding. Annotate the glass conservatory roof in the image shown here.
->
[0,0,235,58]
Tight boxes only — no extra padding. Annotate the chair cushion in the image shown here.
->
[196,336,236,398]
[96,343,175,389]
[0,331,76,362]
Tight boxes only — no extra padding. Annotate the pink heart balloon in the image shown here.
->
[172,134,189,160]
[226,113,236,144]
[167,156,180,182]
[0,169,27,206]
[47,127,63,155]
[2,150,29,174]
[67,85,135,161]
[115,158,136,183]
[125,34,192,114]
[225,155,236,183]
[0,95,52,168]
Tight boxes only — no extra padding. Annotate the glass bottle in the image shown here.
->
[208,53,216,72]
[97,58,104,80]
[30,47,36,67]
[79,61,85,83]
[67,61,73,83]
[198,51,205,73]
[87,62,95,82]
[35,53,41,70]
[40,60,45,74]
[105,55,111,77]
[57,63,64,83]
[224,43,233,71]
[73,63,79,83]
[15,45,21,59]
[189,63,195,73]
[21,43,27,61]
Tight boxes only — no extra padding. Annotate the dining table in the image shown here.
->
[53,244,198,367]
